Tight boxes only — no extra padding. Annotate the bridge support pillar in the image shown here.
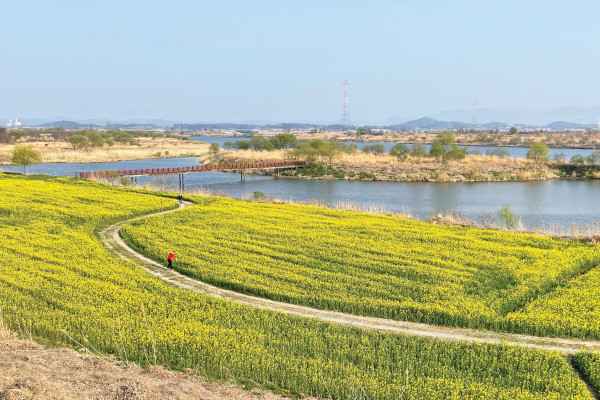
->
[241,171,245,182]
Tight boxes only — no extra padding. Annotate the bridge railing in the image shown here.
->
[76,161,306,179]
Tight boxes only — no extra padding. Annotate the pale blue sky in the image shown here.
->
[1,0,598,124]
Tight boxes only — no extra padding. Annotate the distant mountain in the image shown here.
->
[40,120,102,129]
[429,106,600,126]
[388,117,474,130]
[546,121,594,130]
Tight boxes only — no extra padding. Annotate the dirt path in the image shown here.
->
[99,202,600,355]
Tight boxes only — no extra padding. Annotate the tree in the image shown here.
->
[269,133,297,149]
[526,142,549,163]
[112,131,134,144]
[410,143,427,160]
[11,145,41,175]
[429,131,463,163]
[509,127,518,135]
[68,134,89,149]
[0,128,13,144]
[86,131,105,148]
[498,205,519,230]
[362,143,385,154]
[486,148,511,158]
[209,142,220,157]
[223,141,234,150]
[282,123,291,134]
[234,139,251,150]
[344,143,359,153]
[570,154,585,164]
[586,150,600,165]
[263,141,275,151]
[289,139,339,164]
[552,152,566,163]
[250,135,267,151]
[389,143,410,161]
[509,136,521,145]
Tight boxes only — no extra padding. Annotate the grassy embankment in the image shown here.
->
[0,137,208,164]
[0,174,596,399]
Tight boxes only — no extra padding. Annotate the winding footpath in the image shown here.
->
[99,202,600,356]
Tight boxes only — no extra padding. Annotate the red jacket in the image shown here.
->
[168,253,176,261]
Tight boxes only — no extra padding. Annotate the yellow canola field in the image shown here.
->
[0,174,595,399]
[573,352,600,394]
[122,197,600,339]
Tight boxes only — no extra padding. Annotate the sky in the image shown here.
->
[1,0,599,125]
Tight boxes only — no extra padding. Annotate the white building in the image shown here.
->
[6,118,22,128]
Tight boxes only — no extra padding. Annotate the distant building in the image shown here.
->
[6,118,22,128]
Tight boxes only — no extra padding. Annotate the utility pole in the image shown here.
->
[341,79,350,128]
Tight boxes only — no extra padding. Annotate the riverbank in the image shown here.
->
[0,137,208,164]
[221,150,561,182]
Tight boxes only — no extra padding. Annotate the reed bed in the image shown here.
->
[0,138,208,164]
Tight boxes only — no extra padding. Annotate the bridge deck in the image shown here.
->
[76,161,306,179]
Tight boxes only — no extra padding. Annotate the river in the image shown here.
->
[2,156,598,230]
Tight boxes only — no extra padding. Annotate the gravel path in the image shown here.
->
[99,202,600,355]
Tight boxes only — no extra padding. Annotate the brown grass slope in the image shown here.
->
[0,321,295,400]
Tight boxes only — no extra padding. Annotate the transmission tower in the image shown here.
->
[341,79,350,127]
[472,101,478,127]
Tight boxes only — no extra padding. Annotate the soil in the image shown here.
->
[0,332,296,400]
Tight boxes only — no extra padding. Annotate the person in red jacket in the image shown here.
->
[167,251,176,269]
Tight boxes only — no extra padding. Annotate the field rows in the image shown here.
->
[122,197,600,339]
[0,174,596,399]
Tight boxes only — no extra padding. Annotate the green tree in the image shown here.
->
[389,143,410,161]
[526,142,549,163]
[498,205,519,230]
[68,134,89,149]
[429,131,463,163]
[570,154,585,164]
[410,143,428,160]
[509,127,518,135]
[234,140,251,150]
[223,141,234,150]
[209,142,220,158]
[344,143,359,153]
[509,136,521,145]
[263,141,275,151]
[86,131,105,148]
[362,143,385,154]
[11,145,41,175]
[356,127,371,136]
[112,131,134,144]
[269,133,297,149]
[250,135,267,151]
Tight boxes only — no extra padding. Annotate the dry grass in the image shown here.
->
[0,322,300,400]
[225,148,539,168]
[0,138,208,164]
[293,131,600,149]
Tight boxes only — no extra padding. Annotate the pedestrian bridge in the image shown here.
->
[76,161,307,188]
